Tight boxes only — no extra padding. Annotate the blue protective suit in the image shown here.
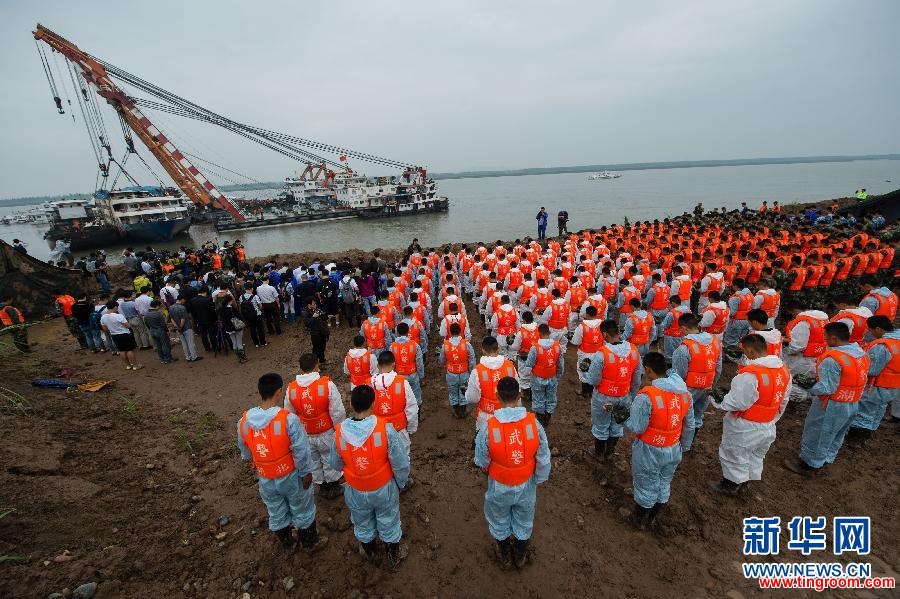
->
[852,330,900,430]
[585,341,644,440]
[328,416,410,543]
[625,374,696,508]
[438,336,477,407]
[393,335,425,405]
[659,305,691,360]
[723,289,752,347]
[800,344,865,468]
[237,406,316,531]
[623,309,657,356]
[525,338,565,415]
[474,407,551,540]
[670,331,723,436]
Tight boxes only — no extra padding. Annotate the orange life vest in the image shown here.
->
[649,282,671,310]
[443,313,468,339]
[619,287,641,314]
[286,377,334,435]
[627,312,653,345]
[674,276,692,301]
[443,340,471,374]
[531,341,561,378]
[829,310,868,344]
[755,291,780,318]
[577,322,604,354]
[636,386,690,448]
[486,412,540,486]
[239,409,295,479]
[475,360,517,415]
[788,267,806,291]
[391,339,420,376]
[373,376,409,431]
[362,319,387,349]
[702,305,729,335]
[517,325,540,355]
[335,417,394,492]
[495,307,518,335]
[816,349,870,405]
[785,315,827,357]
[868,337,900,388]
[596,344,639,397]
[547,301,569,329]
[734,363,790,423]
[345,351,373,387]
[569,286,587,312]
[0,305,24,327]
[864,291,898,320]
[682,337,721,389]
[55,295,76,317]
[664,308,687,337]
[733,291,754,320]
[507,269,524,291]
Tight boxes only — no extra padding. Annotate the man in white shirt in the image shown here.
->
[100,301,143,370]
[134,286,153,317]
[255,276,282,335]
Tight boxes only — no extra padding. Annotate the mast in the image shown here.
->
[33,24,244,221]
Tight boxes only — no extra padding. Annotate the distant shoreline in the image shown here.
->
[2,153,897,206]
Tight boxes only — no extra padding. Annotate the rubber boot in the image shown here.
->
[580,382,593,398]
[274,526,295,550]
[604,435,619,459]
[386,542,409,568]
[591,438,607,460]
[511,538,529,569]
[496,537,513,568]
[628,503,651,529]
[647,502,666,528]
[783,456,824,477]
[359,540,382,565]
[707,477,741,496]
[845,426,872,449]
[543,412,552,428]
[299,522,327,552]
[237,348,249,363]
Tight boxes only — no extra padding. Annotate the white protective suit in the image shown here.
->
[283,373,346,484]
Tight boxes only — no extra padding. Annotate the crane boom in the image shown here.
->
[33,24,244,221]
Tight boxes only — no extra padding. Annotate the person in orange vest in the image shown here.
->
[399,305,428,358]
[784,322,870,476]
[659,295,690,361]
[859,275,898,323]
[645,273,671,325]
[491,294,521,359]
[571,305,604,398]
[371,351,419,461]
[746,309,783,358]
[438,285,467,318]
[615,279,641,328]
[329,384,410,567]
[620,352,694,528]
[671,313,721,438]
[783,304,829,404]
[846,315,900,444]
[391,322,425,405]
[723,278,754,349]
[829,296,873,345]
[699,290,729,341]
[466,336,519,431]
[284,353,346,500]
[669,265,693,307]
[474,376,551,569]
[439,322,477,418]
[344,335,377,391]
[509,311,540,400]
[622,298,656,356]
[752,279,780,328]
[54,291,88,349]
[585,320,643,469]
[238,373,324,551]
[698,264,725,312]
[0,295,29,353]
[525,324,565,427]
[360,306,393,357]
[541,288,571,350]
[440,302,471,340]
[709,334,791,495]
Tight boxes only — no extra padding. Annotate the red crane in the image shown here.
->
[33,24,245,221]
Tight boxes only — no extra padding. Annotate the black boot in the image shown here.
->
[591,437,606,460]
[496,537,513,568]
[299,522,326,552]
[628,503,651,529]
[845,426,872,449]
[543,412,552,428]
[274,526,295,550]
[511,538,529,569]
[783,456,824,477]
[360,539,382,565]
[580,382,593,398]
[647,502,666,528]
[604,436,619,459]
[707,477,741,496]
[386,542,408,568]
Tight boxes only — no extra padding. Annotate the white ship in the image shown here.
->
[588,171,622,180]
[96,186,192,242]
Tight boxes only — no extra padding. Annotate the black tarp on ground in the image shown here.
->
[837,188,900,223]
[0,240,92,319]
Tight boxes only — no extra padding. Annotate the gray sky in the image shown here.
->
[2,0,898,198]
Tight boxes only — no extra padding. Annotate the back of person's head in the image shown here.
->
[679,313,700,330]
[377,350,396,368]
[707,291,721,302]
[867,315,894,331]
[629,298,641,310]
[537,323,551,336]
[396,322,409,337]
[350,384,375,413]
[551,288,561,298]
[747,308,769,326]
[449,322,461,336]
[740,333,767,355]
[497,376,520,403]
[370,305,380,316]
[353,334,366,348]
[824,322,851,342]
[642,351,667,376]
[585,305,597,318]
[522,311,534,324]
[257,372,283,399]
[298,352,318,372]
[482,335,499,352]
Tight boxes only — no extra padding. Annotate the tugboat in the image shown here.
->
[97,186,192,242]
[44,198,122,251]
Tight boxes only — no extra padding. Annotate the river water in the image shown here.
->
[2,159,897,262]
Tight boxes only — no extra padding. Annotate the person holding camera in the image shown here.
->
[302,297,330,364]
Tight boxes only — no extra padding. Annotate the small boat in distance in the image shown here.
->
[588,171,622,180]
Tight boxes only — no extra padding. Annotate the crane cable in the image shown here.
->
[35,41,63,114]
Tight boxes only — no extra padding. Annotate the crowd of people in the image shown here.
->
[10,202,897,571]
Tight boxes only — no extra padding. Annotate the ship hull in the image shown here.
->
[123,217,191,242]
[45,225,123,251]
[357,197,449,219]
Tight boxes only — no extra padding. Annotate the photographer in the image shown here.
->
[301,297,330,364]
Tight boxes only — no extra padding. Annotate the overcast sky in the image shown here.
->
[1,0,898,198]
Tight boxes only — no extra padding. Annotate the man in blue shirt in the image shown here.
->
[535,207,548,240]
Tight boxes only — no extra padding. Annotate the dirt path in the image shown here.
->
[1,295,898,598]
